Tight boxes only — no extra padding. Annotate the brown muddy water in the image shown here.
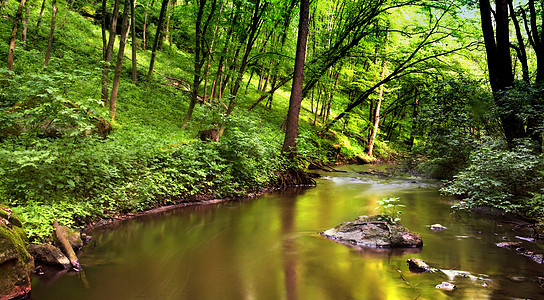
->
[31,165,544,299]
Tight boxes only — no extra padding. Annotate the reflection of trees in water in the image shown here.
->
[280,194,298,300]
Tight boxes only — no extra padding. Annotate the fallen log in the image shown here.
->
[53,221,81,271]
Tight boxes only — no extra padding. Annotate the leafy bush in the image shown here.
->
[442,141,544,213]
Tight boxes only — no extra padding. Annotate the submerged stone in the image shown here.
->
[435,281,456,291]
[407,258,431,272]
[430,224,447,231]
[320,215,423,248]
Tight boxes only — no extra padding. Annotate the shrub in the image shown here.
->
[442,140,544,213]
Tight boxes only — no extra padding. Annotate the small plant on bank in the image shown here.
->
[375,197,404,224]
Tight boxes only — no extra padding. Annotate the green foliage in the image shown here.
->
[416,77,495,179]
[12,201,96,242]
[443,141,544,213]
[0,68,104,139]
[375,197,404,224]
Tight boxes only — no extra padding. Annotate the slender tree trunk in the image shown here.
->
[313,88,321,126]
[245,69,255,94]
[182,0,206,127]
[164,0,171,43]
[101,0,107,58]
[407,88,419,151]
[31,0,47,47]
[59,0,75,30]
[102,0,121,105]
[131,0,137,82]
[44,0,58,67]
[203,0,225,100]
[508,0,529,82]
[7,0,26,70]
[281,0,309,155]
[366,32,389,157]
[148,0,169,75]
[22,6,29,42]
[110,0,131,120]
[142,0,151,50]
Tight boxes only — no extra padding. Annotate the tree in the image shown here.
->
[182,0,218,127]
[325,5,477,131]
[282,0,310,155]
[131,0,137,82]
[31,0,47,47]
[101,0,121,105]
[148,0,169,76]
[7,0,26,70]
[366,29,389,157]
[479,0,525,149]
[43,0,58,67]
[110,0,131,120]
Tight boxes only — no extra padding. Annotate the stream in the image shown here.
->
[31,165,544,299]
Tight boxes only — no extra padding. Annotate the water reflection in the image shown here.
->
[31,166,544,299]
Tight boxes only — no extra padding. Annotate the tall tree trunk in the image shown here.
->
[131,0,137,82]
[7,0,26,70]
[44,0,58,67]
[182,0,206,127]
[31,0,47,47]
[519,0,544,152]
[281,0,309,155]
[22,6,29,42]
[148,0,169,76]
[110,0,131,120]
[480,0,525,149]
[102,0,121,105]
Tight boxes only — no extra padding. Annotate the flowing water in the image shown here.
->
[31,165,544,299]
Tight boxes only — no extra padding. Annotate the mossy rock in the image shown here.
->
[0,206,34,300]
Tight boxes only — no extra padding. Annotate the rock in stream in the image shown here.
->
[319,215,423,248]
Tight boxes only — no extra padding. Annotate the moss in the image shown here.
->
[0,205,23,228]
[0,226,32,263]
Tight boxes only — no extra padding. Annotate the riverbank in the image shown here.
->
[30,166,544,299]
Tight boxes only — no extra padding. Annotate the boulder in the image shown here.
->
[28,244,71,269]
[320,215,423,248]
[0,206,34,300]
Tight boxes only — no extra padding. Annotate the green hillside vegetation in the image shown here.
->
[1,0,543,241]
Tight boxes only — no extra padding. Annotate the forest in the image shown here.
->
[1,0,543,243]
